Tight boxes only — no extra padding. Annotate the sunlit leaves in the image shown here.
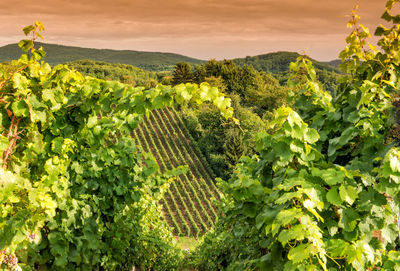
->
[200,2,400,269]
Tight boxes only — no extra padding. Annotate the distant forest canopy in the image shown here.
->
[65,60,166,88]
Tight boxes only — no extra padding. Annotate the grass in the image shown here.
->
[176,236,200,251]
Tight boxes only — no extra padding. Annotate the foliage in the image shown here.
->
[0,22,232,270]
[191,2,400,270]
[232,52,342,94]
[172,58,287,180]
[172,62,194,85]
[66,59,163,87]
[180,94,265,180]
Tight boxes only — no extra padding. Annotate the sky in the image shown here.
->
[0,0,391,61]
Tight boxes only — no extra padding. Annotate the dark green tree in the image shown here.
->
[172,62,193,85]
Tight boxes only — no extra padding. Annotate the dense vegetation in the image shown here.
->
[0,23,232,270]
[65,60,163,87]
[2,0,400,270]
[171,59,288,180]
[191,2,400,270]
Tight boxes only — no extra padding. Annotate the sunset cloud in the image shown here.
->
[0,0,388,61]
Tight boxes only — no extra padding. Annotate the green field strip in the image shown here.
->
[146,112,205,235]
[142,117,201,236]
[151,110,214,229]
[136,122,190,236]
[153,109,218,224]
[165,108,221,197]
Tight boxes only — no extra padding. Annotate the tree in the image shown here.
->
[172,62,193,85]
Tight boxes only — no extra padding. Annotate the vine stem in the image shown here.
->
[2,116,21,168]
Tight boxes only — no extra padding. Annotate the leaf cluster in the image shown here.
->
[192,1,400,270]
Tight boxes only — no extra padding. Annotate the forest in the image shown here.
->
[1,0,400,270]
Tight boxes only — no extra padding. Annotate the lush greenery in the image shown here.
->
[3,1,400,270]
[191,2,400,270]
[233,52,338,74]
[173,59,289,110]
[171,59,288,180]
[0,22,232,270]
[0,42,202,71]
[179,95,266,180]
[232,52,342,94]
[65,59,163,88]
[132,107,220,237]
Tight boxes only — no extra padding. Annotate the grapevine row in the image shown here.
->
[133,106,221,236]
[135,123,190,236]
[153,109,218,220]
[145,112,206,235]
[131,129,182,236]
[150,110,215,228]
[166,107,220,197]
[141,117,202,236]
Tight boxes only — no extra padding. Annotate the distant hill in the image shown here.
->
[323,59,341,69]
[0,43,341,75]
[232,51,340,74]
[65,60,163,87]
[0,42,203,71]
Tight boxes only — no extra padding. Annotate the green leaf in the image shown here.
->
[87,115,97,128]
[12,100,29,117]
[321,168,345,185]
[23,25,35,35]
[288,243,316,263]
[18,39,33,51]
[339,185,358,205]
[381,10,392,22]
[327,239,349,257]
[275,208,303,227]
[304,128,319,144]
[12,73,29,94]
[339,208,360,232]
[381,227,398,243]
[278,224,306,245]
[326,187,343,205]
[390,155,400,173]
[51,137,64,154]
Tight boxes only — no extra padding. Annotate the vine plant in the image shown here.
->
[0,22,233,270]
[192,1,400,270]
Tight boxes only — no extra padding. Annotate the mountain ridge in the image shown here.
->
[0,42,340,72]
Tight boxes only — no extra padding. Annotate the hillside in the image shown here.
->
[65,60,163,87]
[232,51,340,74]
[0,42,203,71]
[133,107,219,237]
[0,43,341,74]
[323,59,341,69]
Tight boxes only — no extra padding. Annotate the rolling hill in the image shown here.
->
[0,43,340,73]
[0,42,203,71]
[232,51,340,74]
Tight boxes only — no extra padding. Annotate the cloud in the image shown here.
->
[0,0,390,61]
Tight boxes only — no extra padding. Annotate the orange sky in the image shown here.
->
[0,0,389,61]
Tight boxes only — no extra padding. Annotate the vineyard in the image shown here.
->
[132,107,220,237]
